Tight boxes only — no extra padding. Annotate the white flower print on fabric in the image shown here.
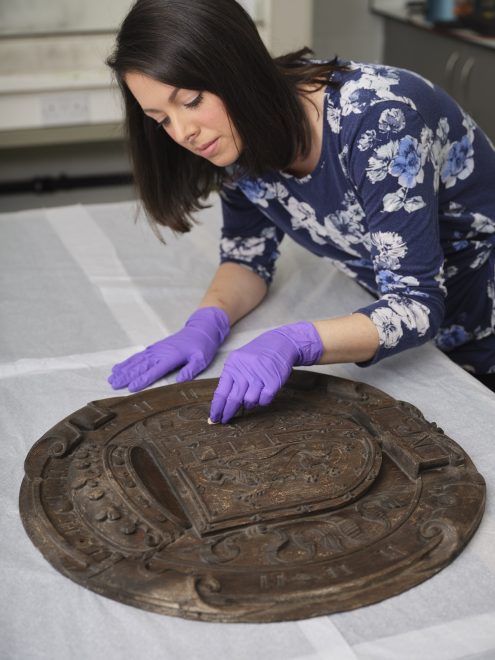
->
[220,227,278,262]
[372,294,431,349]
[382,188,426,214]
[488,280,495,329]
[471,212,495,235]
[250,263,273,283]
[363,107,477,212]
[371,231,407,270]
[323,191,369,256]
[371,307,403,348]
[445,201,465,217]
[473,324,493,341]
[389,135,426,188]
[472,321,493,340]
[365,109,433,211]
[385,294,431,336]
[270,182,290,198]
[366,131,429,191]
[357,130,376,152]
[431,113,476,190]
[462,111,476,142]
[281,171,312,184]
[339,145,350,178]
[434,266,448,296]
[420,126,434,151]
[441,135,474,188]
[420,126,435,192]
[378,108,405,134]
[238,179,288,207]
[403,196,427,213]
[430,118,450,169]
[366,141,399,183]
[470,249,490,270]
[444,265,459,280]
[376,270,420,295]
[284,197,327,245]
[327,100,341,134]
[429,117,451,193]
[339,65,415,117]
[437,117,450,144]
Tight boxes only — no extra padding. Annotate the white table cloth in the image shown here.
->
[1,196,495,660]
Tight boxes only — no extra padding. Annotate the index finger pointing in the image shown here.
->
[209,372,234,423]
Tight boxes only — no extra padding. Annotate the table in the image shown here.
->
[2,197,495,660]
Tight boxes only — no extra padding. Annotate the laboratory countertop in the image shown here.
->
[371,0,495,51]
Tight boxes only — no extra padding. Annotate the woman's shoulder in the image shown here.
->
[329,61,437,107]
[324,60,452,139]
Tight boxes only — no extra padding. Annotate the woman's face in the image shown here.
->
[125,71,243,166]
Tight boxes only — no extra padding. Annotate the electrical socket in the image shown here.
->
[40,92,90,126]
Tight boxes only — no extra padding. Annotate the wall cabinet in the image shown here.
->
[383,18,495,143]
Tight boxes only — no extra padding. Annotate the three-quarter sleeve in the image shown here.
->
[346,102,449,365]
[220,179,285,284]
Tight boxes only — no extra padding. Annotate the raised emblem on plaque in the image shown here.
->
[19,372,485,622]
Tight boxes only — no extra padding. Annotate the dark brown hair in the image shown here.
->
[107,0,346,236]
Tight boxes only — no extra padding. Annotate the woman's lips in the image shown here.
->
[197,138,219,158]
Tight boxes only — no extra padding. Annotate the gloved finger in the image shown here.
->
[258,383,280,407]
[243,379,264,409]
[108,373,128,390]
[109,354,158,389]
[127,360,173,392]
[176,352,207,383]
[125,347,189,387]
[110,349,148,374]
[209,372,234,423]
[220,377,249,424]
[109,350,151,378]
[108,355,149,389]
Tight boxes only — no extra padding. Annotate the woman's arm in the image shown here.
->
[313,313,379,364]
[208,312,380,424]
[199,263,379,361]
[198,262,268,325]
[108,262,266,392]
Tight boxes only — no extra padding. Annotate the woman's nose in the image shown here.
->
[173,117,199,147]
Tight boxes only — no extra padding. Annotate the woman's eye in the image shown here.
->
[155,92,203,130]
[185,93,203,109]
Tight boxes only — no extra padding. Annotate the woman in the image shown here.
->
[107,0,495,423]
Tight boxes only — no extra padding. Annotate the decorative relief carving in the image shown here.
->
[19,372,485,622]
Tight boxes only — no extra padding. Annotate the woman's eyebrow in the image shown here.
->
[143,87,181,113]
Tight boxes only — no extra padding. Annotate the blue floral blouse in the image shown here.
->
[219,62,495,374]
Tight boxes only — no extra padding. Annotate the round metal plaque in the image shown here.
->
[20,372,485,622]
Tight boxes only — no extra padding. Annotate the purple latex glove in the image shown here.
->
[108,307,229,392]
[210,321,323,424]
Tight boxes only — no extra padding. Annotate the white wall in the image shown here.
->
[0,0,130,35]
[313,0,384,63]
[240,0,314,56]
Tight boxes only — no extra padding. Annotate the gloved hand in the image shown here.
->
[108,306,230,392]
[209,321,323,424]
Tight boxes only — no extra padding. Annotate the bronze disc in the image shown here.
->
[19,371,485,622]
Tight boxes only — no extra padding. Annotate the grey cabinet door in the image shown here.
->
[383,19,464,93]
[460,45,495,142]
[382,18,495,142]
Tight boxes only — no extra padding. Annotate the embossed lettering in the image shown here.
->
[130,400,153,414]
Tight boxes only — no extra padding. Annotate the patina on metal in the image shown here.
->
[19,372,485,622]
